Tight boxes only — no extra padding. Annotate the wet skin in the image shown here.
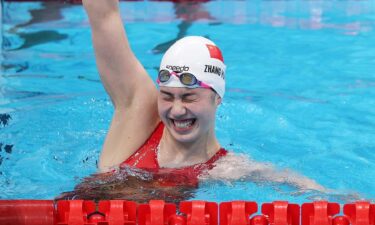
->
[157,86,220,144]
[57,88,222,202]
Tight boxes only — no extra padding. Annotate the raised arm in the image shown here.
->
[83,0,159,171]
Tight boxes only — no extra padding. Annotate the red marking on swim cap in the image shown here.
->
[206,44,224,63]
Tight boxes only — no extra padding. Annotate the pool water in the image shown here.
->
[1,0,374,203]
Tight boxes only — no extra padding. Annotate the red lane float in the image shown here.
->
[302,201,341,225]
[0,200,375,225]
[138,200,176,225]
[220,201,257,225]
[344,201,375,225]
[262,201,300,225]
[0,200,55,225]
[180,201,218,225]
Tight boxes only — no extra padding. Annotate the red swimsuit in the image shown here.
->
[119,122,227,186]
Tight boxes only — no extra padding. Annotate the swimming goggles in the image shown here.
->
[157,70,212,89]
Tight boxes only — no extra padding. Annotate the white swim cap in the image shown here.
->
[158,36,226,98]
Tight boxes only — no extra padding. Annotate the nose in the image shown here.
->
[170,101,187,118]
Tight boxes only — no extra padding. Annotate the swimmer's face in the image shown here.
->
[158,87,221,143]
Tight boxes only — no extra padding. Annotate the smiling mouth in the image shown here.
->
[171,119,196,130]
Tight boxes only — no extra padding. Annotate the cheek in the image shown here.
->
[157,99,173,119]
[157,99,166,115]
[193,104,217,120]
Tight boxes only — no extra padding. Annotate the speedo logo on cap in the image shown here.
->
[166,65,189,72]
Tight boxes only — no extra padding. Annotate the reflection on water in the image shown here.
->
[119,1,374,34]
[2,1,374,51]
[1,1,69,174]
[5,2,69,51]
[1,61,28,73]
[152,2,217,54]
[11,2,66,29]
[10,30,67,51]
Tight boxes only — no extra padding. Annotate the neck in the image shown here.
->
[158,127,220,168]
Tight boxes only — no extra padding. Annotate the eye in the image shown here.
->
[182,94,198,103]
[160,93,174,101]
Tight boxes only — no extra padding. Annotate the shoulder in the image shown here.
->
[199,151,327,193]
[200,151,273,181]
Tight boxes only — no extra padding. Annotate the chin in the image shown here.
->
[165,124,201,144]
[170,130,199,144]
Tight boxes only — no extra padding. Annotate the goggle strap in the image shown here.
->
[157,70,212,89]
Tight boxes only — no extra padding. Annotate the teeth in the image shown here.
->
[174,120,193,128]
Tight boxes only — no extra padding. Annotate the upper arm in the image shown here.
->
[86,5,155,108]
[98,106,160,172]
[83,0,160,170]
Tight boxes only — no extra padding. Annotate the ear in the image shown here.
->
[215,95,222,106]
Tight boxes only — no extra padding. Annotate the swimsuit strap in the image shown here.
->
[120,122,164,169]
[205,148,228,165]
[190,148,228,172]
